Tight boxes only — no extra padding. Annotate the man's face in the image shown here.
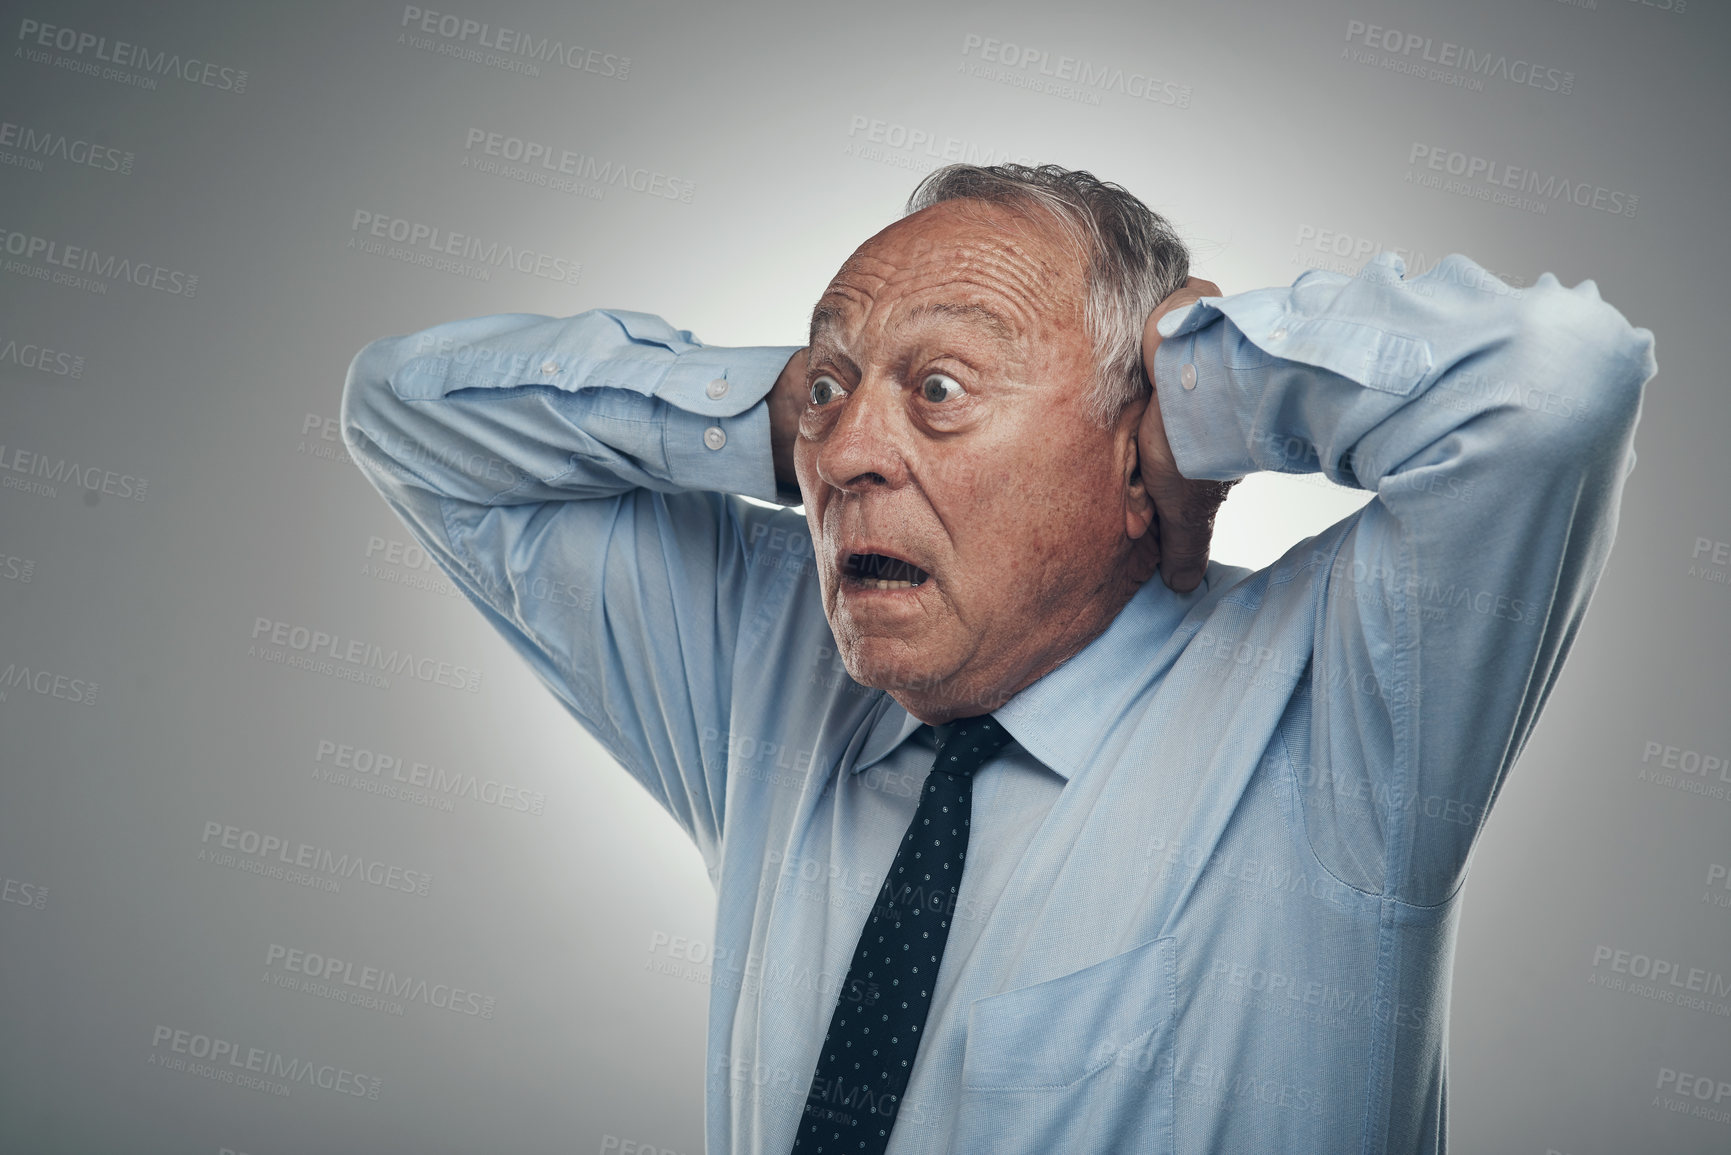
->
[795,199,1153,724]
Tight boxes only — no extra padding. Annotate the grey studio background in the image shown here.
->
[0,0,1726,1152]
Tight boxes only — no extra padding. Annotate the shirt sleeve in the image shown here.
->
[339,307,803,871]
[1154,253,1657,905]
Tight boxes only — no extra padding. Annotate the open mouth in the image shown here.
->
[843,552,931,591]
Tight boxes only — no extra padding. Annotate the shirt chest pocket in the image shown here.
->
[952,936,1177,1155]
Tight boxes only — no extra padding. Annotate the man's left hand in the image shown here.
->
[1137,277,1237,593]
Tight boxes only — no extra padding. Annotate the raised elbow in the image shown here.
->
[1501,275,1655,454]
[339,335,409,464]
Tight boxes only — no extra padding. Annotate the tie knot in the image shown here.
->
[930,714,1014,778]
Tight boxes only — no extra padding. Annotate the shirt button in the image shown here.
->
[1180,363,1197,391]
[703,426,727,451]
[1269,327,1289,342]
[705,377,729,399]
[540,360,559,374]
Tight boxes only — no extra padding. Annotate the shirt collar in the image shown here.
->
[849,572,1208,780]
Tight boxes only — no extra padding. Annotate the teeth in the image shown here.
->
[844,554,928,589]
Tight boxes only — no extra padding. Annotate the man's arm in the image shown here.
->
[769,346,810,497]
[340,309,803,868]
[1141,253,1656,904]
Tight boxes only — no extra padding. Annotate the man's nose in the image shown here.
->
[813,377,911,494]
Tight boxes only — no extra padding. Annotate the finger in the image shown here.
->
[1156,514,1211,592]
[1155,479,1234,592]
[1142,476,1202,592]
[1148,280,1221,342]
[1151,289,1204,328]
[1159,545,1209,592]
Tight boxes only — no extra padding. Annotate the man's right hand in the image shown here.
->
[1136,277,1236,593]
[770,347,809,500]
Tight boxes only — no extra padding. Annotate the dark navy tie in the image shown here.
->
[790,714,1015,1155]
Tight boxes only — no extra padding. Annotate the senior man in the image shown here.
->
[341,163,1654,1154]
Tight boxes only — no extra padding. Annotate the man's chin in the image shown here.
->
[837,643,954,701]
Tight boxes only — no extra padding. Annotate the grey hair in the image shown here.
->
[904,163,1189,427]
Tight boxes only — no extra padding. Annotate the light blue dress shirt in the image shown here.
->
[340,252,1655,1154]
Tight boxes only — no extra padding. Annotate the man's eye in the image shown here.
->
[921,373,965,403]
[809,375,848,406]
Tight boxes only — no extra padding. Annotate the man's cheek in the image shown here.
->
[953,500,1038,592]
[793,441,822,499]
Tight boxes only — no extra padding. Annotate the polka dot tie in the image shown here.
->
[789,714,1015,1155]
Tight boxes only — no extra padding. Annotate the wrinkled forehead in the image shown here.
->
[808,201,1088,352]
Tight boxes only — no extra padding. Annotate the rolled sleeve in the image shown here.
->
[1151,306,1259,482]
[659,341,800,504]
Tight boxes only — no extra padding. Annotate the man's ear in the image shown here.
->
[1119,395,1155,542]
